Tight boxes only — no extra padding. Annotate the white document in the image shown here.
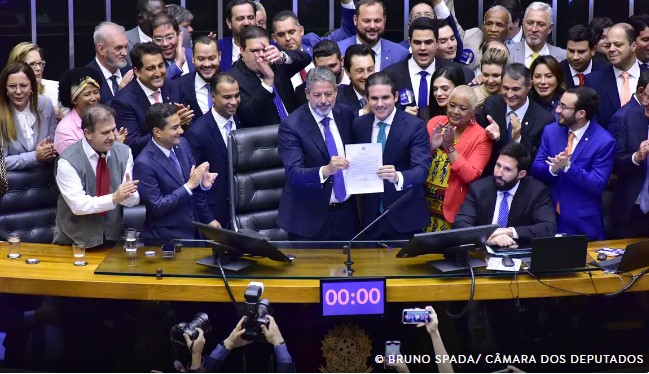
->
[344,143,384,195]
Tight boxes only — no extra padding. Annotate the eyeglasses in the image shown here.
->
[6,84,31,93]
[558,103,576,111]
[27,61,46,69]
[153,34,178,44]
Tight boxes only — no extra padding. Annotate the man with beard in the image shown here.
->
[559,25,608,89]
[277,67,359,240]
[295,40,350,105]
[507,2,566,67]
[337,0,408,72]
[531,86,615,240]
[218,0,257,72]
[177,36,220,121]
[453,142,555,247]
[88,22,134,104]
[185,72,240,229]
[125,0,166,54]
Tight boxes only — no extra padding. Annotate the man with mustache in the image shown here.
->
[185,72,240,229]
[507,2,566,67]
[559,25,608,89]
[88,22,134,104]
[277,67,359,240]
[531,86,615,240]
[177,36,221,121]
[453,142,555,247]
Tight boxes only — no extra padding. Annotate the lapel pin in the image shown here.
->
[524,122,528,126]
[585,138,589,141]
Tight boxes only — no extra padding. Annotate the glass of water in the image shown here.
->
[7,232,20,259]
[72,242,87,266]
[124,228,137,253]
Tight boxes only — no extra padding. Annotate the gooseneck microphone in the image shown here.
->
[344,189,414,276]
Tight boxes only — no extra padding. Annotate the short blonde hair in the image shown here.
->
[480,48,509,68]
[7,42,45,95]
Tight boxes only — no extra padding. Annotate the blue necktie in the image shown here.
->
[109,75,119,96]
[498,191,510,228]
[359,97,367,110]
[272,84,288,122]
[377,122,388,213]
[418,71,429,109]
[322,117,346,202]
[640,160,649,214]
[205,84,213,110]
[169,150,185,182]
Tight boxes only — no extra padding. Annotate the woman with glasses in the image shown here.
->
[529,55,566,117]
[424,86,492,232]
[0,62,57,170]
[7,42,60,119]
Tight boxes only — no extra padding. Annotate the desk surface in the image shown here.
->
[1,239,647,303]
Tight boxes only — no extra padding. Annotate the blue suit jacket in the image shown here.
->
[277,103,358,237]
[585,64,649,129]
[337,37,409,71]
[300,4,356,55]
[133,137,214,240]
[608,95,642,140]
[531,121,615,240]
[86,59,132,105]
[184,111,235,229]
[111,78,180,157]
[351,110,431,233]
[166,48,195,80]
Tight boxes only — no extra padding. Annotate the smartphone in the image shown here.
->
[385,340,400,368]
[402,308,431,324]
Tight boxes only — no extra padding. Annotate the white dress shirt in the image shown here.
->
[312,105,349,203]
[291,60,315,89]
[137,79,162,105]
[509,27,523,44]
[138,26,152,43]
[371,107,404,190]
[524,42,550,68]
[151,139,196,196]
[259,77,289,116]
[408,58,436,107]
[569,60,593,86]
[194,74,211,114]
[232,39,241,66]
[491,180,521,239]
[13,106,35,150]
[95,57,122,96]
[211,108,237,146]
[613,63,641,104]
[56,138,139,215]
[506,97,530,143]
[358,36,383,71]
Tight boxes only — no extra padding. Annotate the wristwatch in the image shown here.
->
[563,161,571,173]
[444,145,455,154]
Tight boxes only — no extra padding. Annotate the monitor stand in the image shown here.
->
[196,242,256,272]
[427,244,484,272]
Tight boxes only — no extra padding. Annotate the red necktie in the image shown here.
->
[299,69,307,83]
[96,153,110,216]
[576,73,586,87]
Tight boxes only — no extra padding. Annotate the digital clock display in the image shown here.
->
[320,278,385,316]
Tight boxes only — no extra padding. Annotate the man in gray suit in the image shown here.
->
[125,0,166,57]
[507,2,566,67]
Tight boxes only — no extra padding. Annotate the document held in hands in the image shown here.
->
[344,143,384,195]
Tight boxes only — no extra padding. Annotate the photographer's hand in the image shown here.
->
[183,327,205,370]
[223,317,252,350]
[260,315,284,346]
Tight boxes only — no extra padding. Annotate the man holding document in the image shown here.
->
[277,66,360,240]
[352,72,431,240]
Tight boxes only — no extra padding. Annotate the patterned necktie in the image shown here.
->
[359,97,367,110]
[418,71,429,109]
[109,75,119,95]
[576,73,586,87]
[620,71,631,106]
[169,150,185,182]
[272,84,288,122]
[151,91,161,104]
[322,117,346,202]
[498,191,510,228]
[205,84,213,110]
[529,52,539,68]
[96,153,110,217]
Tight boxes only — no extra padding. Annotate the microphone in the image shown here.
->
[344,189,415,276]
[399,89,415,110]
[458,49,475,65]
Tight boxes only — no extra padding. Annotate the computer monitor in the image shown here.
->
[396,224,498,262]
[193,222,294,271]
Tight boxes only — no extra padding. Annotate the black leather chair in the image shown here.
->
[0,165,58,243]
[228,124,288,240]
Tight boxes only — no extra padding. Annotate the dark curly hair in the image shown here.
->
[58,67,103,109]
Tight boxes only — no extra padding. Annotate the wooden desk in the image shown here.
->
[0,240,647,303]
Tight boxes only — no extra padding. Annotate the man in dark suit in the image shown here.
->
[217,0,257,72]
[351,72,430,240]
[586,23,648,129]
[125,0,166,57]
[112,42,188,157]
[295,40,349,106]
[629,14,649,69]
[454,143,556,246]
[531,87,615,240]
[177,36,220,121]
[88,21,133,104]
[385,17,473,120]
[612,74,649,238]
[560,25,608,89]
[151,13,194,79]
[609,71,649,139]
[185,72,239,229]
[476,63,555,174]
[230,26,310,128]
[337,44,375,116]
[133,103,219,240]
[277,67,359,241]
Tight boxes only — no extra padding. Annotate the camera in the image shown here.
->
[242,282,272,341]
[170,312,212,346]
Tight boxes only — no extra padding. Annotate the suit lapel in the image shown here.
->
[206,114,228,159]
[345,85,361,109]
[384,111,406,162]
[152,143,184,186]
[605,69,621,109]
[303,108,329,160]
[508,179,527,225]
[332,106,351,144]
[521,103,538,139]
[133,82,152,112]
[482,184,498,224]
[570,123,596,161]
[12,114,30,151]
[381,39,389,69]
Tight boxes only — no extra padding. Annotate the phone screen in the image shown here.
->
[385,340,400,367]
[402,308,431,324]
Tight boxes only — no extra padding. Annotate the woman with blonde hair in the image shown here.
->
[473,48,508,107]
